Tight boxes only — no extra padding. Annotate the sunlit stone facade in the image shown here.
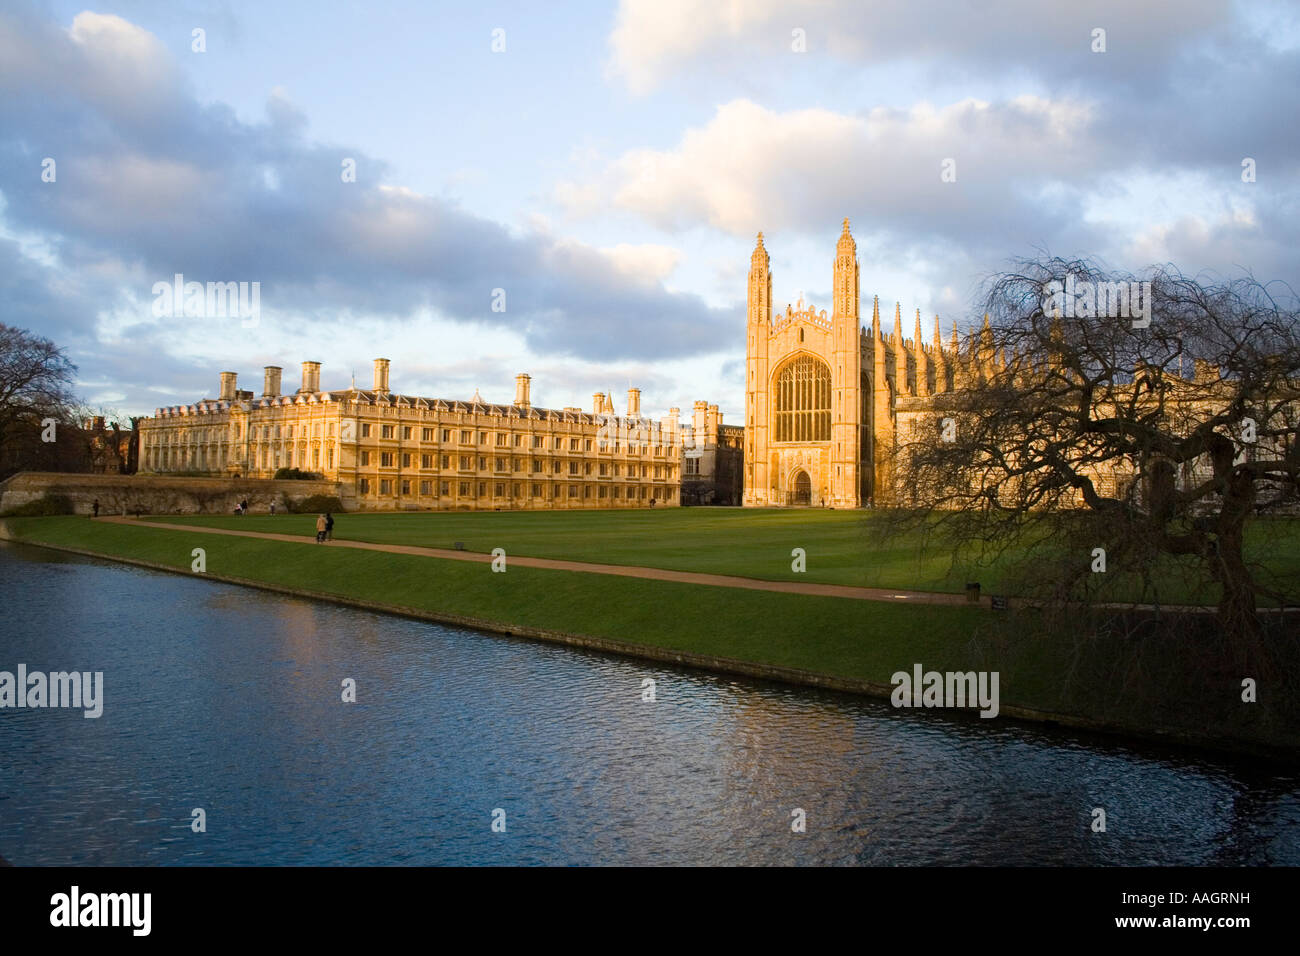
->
[138,362,683,510]
[745,219,1296,510]
[744,218,963,507]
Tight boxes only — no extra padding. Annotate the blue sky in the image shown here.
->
[2,0,1297,423]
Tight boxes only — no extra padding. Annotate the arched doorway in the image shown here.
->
[792,469,811,505]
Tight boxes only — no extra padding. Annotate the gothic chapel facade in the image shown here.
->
[743,219,962,507]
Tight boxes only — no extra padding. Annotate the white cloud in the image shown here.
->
[557,96,1097,238]
[606,0,1230,94]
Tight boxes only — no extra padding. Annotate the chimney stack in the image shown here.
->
[666,407,680,445]
[263,366,282,398]
[300,361,321,393]
[514,373,531,407]
[219,371,237,401]
[627,387,641,418]
[593,392,606,415]
[373,357,391,393]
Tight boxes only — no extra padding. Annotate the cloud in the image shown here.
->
[607,0,1232,95]
[557,96,1100,242]
[0,4,737,409]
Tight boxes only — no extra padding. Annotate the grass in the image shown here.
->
[136,507,1300,605]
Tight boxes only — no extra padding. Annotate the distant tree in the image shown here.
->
[894,259,1300,643]
[0,324,80,477]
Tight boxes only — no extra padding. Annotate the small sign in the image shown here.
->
[991,596,1008,611]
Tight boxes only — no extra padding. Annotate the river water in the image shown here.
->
[1,541,1296,866]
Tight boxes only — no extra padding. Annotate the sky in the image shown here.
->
[1,0,1297,423]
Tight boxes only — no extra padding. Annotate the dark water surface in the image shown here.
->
[1,541,1296,865]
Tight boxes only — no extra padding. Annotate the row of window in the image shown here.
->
[356,423,667,454]
[356,451,675,478]
[357,479,668,500]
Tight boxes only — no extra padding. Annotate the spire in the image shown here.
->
[914,308,923,348]
[894,302,902,342]
[872,295,881,339]
[832,218,858,320]
[748,228,771,329]
[978,314,995,380]
[933,314,942,349]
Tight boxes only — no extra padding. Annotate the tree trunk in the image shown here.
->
[1214,470,1260,648]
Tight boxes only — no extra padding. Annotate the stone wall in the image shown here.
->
[0,471,350,516]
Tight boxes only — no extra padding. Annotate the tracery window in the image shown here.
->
[774,356,831,442]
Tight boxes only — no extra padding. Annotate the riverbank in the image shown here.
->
[2,515,1295,761]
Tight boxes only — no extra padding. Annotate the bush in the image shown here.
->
[273,467,322,480]
[288,494,343,514]
[2,493,76,517]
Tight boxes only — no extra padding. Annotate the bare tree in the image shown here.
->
[0,324,80,477]
[894,259,1299,643]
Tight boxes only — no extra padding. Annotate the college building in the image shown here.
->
[138,361,687,510]
[744,218,964,507]
[744,219,1296,509]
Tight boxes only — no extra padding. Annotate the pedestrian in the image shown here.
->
[325,511,335,540]
[270,500,276,515]
[92,498,99,518]
[315,513,327,543]
[240,498,249,516]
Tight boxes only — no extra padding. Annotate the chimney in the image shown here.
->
[263,366,282,398]
[693,400,707,440]
[219,371,237,401]
[626,387,641,418]
[373,357,391,393]
[300,361,321,393]
[666,407,680,446]
[707,403,720,434]
[515,373,531,407]
[593,392,605,415]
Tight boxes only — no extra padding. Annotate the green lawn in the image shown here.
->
[136,507,1300,605]
[137,507,1004,589]
[1,515,980,689]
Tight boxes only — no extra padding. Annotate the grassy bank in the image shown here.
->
[141,507,1300,605]
[3,515,1296,757]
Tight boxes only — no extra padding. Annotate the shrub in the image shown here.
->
[273,467,322,480]
[2,493,76,516]
[288,494,343,514]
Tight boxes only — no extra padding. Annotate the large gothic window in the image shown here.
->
[773,356,831,442]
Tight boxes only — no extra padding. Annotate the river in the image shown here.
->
[1,541,1296,865]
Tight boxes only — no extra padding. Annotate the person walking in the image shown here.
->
[325,512,335,541]
[240,498,249,516]
[92,498,99,518]
[315,513,327,543]
[270,500,276,515]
